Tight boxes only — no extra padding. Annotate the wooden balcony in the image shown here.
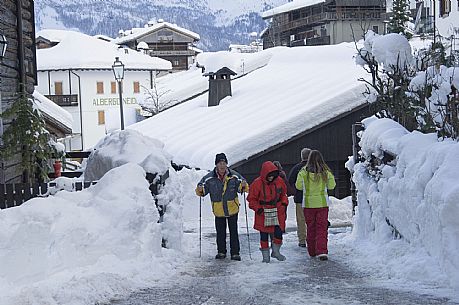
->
[278,10,382,32]
[45,94,78,107]
[149,50,195,56]
[306,35,331,46]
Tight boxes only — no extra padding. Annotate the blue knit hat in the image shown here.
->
[215,153,228,165]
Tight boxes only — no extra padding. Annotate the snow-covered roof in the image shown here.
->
[189,46,203,54]
[261,0,326,18]
[32,90,73,132]
[259,27,269,38]
[36,29,172,71]
[113,21,200,45]
[130,43,368,169]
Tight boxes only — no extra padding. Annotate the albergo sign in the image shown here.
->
[93,96,138,107]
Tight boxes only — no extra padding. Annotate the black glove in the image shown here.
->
[257,208,263,215]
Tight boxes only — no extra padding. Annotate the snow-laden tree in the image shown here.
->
[388,0,412,39]
[0,93,64,183]
[356,31,459,139]
[355,31,420,130]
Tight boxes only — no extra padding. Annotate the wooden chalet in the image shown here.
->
[233,104,370,199]
[261,0,386,49]
[0,0,37,183]
[115,21,200,71]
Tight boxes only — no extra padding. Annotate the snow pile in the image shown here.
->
[0,164,167,305]
[348,117,459,290]
[356,31,414,72]
[47,176,85,195]
[328,196,353,226]
[84,129,171,181]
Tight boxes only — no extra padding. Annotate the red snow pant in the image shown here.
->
[303,207,329,257]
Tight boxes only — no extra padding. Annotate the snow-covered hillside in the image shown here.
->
[34,0,288,51]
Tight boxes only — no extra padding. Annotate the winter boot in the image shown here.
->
[318,254,328,261]
[260,248,270,263]
[271,243,286,261]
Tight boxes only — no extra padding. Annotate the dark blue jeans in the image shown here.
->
[215,214,240,255]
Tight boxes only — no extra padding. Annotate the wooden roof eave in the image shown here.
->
[41,112,72,135]
[37,67,170,73]
[231,102,369,168]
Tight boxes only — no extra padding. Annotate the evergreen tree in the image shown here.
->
[388,0,412,39]
[0,93,62,183]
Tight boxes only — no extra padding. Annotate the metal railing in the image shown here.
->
[45,94,78,107]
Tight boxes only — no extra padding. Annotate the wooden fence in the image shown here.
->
[0,181,97,209]
[1,170,169,211]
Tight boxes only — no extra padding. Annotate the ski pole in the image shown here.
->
[199,193,202,258]
[242,187,252,260]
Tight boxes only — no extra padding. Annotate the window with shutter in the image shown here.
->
[97,82,104,94]
[111,82,117,94]
[98,110,105,125]
[55,82,63,95]
[133,81,140,93]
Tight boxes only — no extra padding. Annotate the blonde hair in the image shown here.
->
[305,150,330,183]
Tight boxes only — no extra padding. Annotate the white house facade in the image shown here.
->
[35,30,172,151]
[434,0,459,37]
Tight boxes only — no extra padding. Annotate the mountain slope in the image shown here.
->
[34,0,288,51]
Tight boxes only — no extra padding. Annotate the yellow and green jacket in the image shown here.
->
[197,168,246,217]
[295,169,336,208]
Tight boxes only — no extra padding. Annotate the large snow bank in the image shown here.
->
[84,129,171,181]
[348,117,459,290]
[0,163,167,305]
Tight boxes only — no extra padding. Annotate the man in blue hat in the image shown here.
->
[196,153,248,260]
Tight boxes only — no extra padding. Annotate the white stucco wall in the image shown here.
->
[36,70,154,151]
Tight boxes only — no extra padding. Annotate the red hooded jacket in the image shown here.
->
[247,161,289,233]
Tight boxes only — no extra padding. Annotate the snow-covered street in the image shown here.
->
[111,226,458,305]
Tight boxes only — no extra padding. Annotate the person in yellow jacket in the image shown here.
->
[195,153,248,261]
[295,150,336,261]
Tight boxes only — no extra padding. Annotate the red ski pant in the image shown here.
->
[303,207,328,257]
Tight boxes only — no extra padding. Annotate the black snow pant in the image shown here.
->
[215,214,240,256]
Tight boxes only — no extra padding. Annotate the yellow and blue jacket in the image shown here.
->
[196,168,247,217]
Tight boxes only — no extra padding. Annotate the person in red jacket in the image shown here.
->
[247,161,289,263]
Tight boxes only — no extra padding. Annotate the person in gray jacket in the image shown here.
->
[195,153,248,260]
[287,148,311,247]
